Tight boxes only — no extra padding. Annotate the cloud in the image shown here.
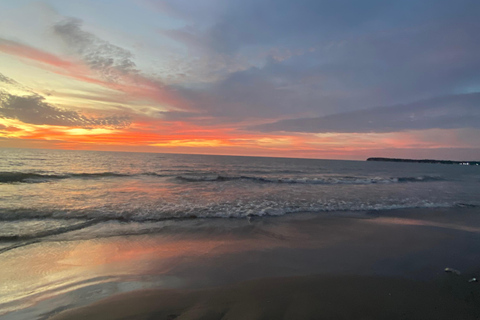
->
[0,91,131,128]
[160,0,480,57]
[0,38,74,69]
[53,18,138,82]
[0,33,186,110]
[154,0,480,125]
[205,0,390,53]
[0,72,17,85]
[250,93,480,133]
[51,18,189,110]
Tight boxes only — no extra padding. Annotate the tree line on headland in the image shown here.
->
[366,157,480,166]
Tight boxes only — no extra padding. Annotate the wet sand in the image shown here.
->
[2,207,480,319]
[50,274,480,320]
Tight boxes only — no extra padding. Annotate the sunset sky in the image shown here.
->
[1,0,479,160]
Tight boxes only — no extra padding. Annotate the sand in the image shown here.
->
[2,207,480,319]
[50,274,480,320]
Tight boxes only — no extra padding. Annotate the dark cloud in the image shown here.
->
[53,18,138,82]
[0,91,131,128]
[171,58,368,123]
[177,64,316,120]
[250,93,480,133]
[0,72,17,85]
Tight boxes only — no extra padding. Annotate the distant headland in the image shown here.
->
[367,157,479,166]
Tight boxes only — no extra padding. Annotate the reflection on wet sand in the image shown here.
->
[370,217,480,233]
[0,225,299,315]
[2,208,480,319]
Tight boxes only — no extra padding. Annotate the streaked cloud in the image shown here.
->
[251,93,480,133]
[0,38,74,69]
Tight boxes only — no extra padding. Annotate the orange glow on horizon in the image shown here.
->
[1,115,469,160]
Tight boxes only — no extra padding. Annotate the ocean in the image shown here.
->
[1,148,479,247]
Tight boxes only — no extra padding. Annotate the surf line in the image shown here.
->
[0,218,102,255]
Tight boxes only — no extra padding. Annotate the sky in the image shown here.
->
[0,0,479,160]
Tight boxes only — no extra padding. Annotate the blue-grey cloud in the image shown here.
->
[206,0,390,53]
[53,18,138,82]
[175,17,480,122]
[159,0,479,54]
[249,93,480,133]
[154,0,480,130]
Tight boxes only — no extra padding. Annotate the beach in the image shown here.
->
[1,150,480,319]
[2,207,480,319]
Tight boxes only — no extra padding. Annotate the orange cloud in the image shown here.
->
[1,111,477,160]
[0,38,74,69]
[5,94,436,155]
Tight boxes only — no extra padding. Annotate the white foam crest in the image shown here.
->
[3,200,455,221]
[173,174,445,185]
[177,174,222,181]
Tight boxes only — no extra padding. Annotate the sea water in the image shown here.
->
[0,148,479,246]
[1,147,480,318]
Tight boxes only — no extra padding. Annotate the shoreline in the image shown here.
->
[2,207,480,319]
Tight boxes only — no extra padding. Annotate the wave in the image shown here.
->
[396,176,444,182]
[0,201,476,253]
[0,170,446,185]
[1,201,468,223]
[177,174,230,182]
[0,172,68,183]
[0,171,132,183]
[0,219,99,242]
[176,174,445,185]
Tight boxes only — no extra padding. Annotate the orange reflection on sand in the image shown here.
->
[59,233,288,270]
[369,217,480,233]
[0,232,285,311]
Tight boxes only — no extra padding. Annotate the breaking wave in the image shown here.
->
[0,171,445,185]
[176,174,445,185]
[0,171,131,183]
[0,172,68,183]
[0,201,475,252]
[0,201,463,223]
